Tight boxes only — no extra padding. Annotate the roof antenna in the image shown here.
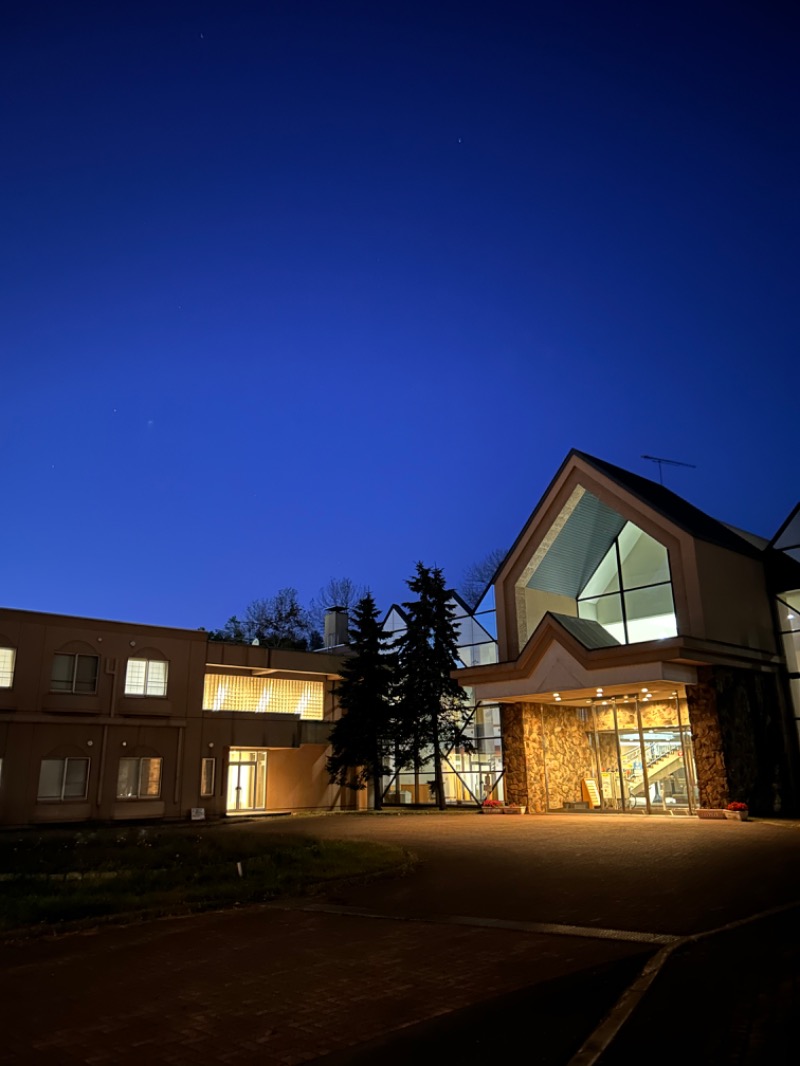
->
[641,455,697,486]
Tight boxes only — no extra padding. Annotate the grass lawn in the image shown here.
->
[0,821,411,935]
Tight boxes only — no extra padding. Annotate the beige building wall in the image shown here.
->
[0,608,346,827]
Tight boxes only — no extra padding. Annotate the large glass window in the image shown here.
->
[38,758,90,800]
[577,524,676,645]
[51,653,99,694]
[517,488,678,649]
[382,703,504,806]
[0,647,15,688]
[125,658,169,697]
[203,674,324,718]
[117,757,162,799]
[540,696,697,815]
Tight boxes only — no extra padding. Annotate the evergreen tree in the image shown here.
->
[396,563,471,810]
[326,593,396,809]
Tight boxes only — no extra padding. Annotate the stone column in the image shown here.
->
[501,703,547,812]
[686,671,728,808]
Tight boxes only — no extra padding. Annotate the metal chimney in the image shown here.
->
[323,607,349,649]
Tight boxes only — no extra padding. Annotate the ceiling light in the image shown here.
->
[641,687,649,693]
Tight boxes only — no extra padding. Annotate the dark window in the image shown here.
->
[51,654,99,694]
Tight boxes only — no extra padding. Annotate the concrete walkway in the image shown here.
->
[2,812,799,1064]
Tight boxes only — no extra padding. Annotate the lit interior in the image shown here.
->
[203,673,324,719]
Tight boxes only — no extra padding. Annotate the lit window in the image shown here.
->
[124,659,169,697]
[202,674,324,718]
[0,648,15,688]
[200,757,216,797]
[117,757,162,799]
[51,654,99,694]
[38,758,90,801]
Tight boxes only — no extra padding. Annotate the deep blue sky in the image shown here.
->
[2,1,798,629]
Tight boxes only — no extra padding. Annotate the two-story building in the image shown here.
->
[0,610,350,826]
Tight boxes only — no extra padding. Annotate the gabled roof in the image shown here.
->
[570,451,764,559]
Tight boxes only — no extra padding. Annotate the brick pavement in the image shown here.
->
[2,812,799,1065]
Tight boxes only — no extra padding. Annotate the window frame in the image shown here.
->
[200,757,216,797]
[51,653,99,694]
[124,658,169,698]
[116,756,163,800]
[0,647,15,689]
[37,757,90,801]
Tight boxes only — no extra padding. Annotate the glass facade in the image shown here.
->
[776,591,800,747]
[380,591,503,807]
[576,523,677,645]
[517,488,678,648]
[539,695,698,814]
[382,703,505,806]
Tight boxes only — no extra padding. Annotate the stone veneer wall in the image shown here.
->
[500,682,799,816]
[712,666,796,816]
[542,705,595,808]
[500,704,547,812]
[685,667,799,815]
[501,704,600,811]
[686,675,729,809]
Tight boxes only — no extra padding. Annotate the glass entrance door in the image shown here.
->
[542,692,699,814]
[226,749,268,813]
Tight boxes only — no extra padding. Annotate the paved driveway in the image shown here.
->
[2,812,799,1065]
[256,811,800,935]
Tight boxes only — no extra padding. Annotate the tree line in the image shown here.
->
[207,549,504,650]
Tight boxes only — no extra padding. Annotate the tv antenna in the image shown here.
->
[641,454,696,486]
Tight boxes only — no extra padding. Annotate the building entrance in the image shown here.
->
[226,749,267,813]
[542,692,699,815]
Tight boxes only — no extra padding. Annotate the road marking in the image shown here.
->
[285,902,678,945]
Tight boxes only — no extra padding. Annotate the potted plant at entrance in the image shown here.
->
[481,798,504,814]
[724,801,749,822]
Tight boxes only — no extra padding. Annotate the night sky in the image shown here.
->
[3,1,797,630]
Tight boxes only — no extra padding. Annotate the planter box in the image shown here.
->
[503,806,526,815]
[697,809,727,819]
[724,809,749,821]
[481,807,504,814]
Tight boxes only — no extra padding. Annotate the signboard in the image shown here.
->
[190,807,206,821]
[582,779,601,808]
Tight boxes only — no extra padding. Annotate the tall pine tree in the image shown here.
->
[326,593,395,810]
[396,563,471,810]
